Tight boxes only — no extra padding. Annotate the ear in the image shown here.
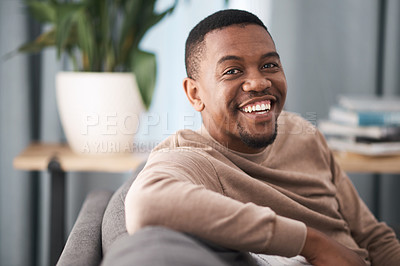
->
[183,77,205,112]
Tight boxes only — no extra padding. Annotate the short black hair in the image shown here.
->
[185,9,271,80]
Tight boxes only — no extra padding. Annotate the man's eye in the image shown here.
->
[262,63,277,69]
[225,69,240,75]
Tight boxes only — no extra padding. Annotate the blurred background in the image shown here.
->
[1,0,399,265]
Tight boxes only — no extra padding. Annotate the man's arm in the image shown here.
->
[330,151,400,265]
[125,149,306,257]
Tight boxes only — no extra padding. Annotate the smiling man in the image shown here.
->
[120,10,400,266]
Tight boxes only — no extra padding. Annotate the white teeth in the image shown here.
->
[242,102,272,113]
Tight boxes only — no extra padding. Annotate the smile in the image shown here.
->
[240,100,271,114]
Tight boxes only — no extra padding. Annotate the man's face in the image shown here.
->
[189,24,287,153]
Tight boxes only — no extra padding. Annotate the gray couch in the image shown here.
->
[57,163,146,266]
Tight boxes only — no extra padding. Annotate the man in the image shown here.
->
[119,9,400,265]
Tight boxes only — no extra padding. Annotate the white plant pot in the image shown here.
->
[56,72,144,155]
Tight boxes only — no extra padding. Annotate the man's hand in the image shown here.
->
[300,227,366,266]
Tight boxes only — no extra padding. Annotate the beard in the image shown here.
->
[237,120,278,149]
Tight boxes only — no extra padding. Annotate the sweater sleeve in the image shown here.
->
[331,152,400,265]
[125,148,306,257]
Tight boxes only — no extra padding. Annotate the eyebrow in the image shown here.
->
[261,51,280,60]
[217,52,280,65]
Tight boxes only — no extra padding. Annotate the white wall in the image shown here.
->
[0,1,34,265]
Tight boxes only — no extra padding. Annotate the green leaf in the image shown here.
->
[118,0,143,65]
[25,1,57,23]
[131,49,156,110]
[121,0,143,38]
[98,0,111,71]
[75,9,95,70]
[134,0,177,49]
[54,3,86,58]
[18,28,56,53]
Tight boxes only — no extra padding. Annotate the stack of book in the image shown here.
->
[319,95,400,156]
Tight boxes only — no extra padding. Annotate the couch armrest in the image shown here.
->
[57,190,113,266]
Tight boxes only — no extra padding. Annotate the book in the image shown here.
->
[329,106,400,126]
[327,138,400,156]
[318,120,400,141]
[321,95,400,155]
[338,95,400,112]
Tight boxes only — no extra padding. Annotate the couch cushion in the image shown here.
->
[58,190,113,266]
[102,162,146,254]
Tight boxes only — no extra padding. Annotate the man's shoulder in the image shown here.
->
[277,111,318,138]
[149,129,218,164]
[278,111,316,127]
[152,129,210,151]
[274,111,330,158]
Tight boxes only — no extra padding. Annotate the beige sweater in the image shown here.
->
[125,112,400,265]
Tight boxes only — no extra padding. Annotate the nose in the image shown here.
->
[242,73,271,92]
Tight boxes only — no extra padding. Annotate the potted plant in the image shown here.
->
[18,0,177,154]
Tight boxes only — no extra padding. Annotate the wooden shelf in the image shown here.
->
[13,142,146,173]
[14,143,400,174]
[333,151,400,174]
